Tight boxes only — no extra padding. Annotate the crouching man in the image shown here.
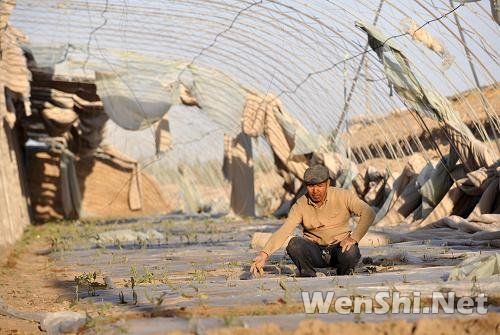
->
[251,165,375,277]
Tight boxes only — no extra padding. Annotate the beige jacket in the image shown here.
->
[262,187,375,256]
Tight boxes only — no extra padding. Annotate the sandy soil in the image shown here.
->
[205,313,500,335]
[0,227,69,334]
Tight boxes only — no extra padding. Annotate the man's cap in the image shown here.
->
[303,164,329,185]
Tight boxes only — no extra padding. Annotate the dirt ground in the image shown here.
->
[0,223,124,334]
[0,226,69,334]
[204,313,500,335]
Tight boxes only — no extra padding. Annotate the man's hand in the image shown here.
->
[250,251,268,276]
[340,235,357,253]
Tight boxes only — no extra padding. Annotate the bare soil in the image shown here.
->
[0,226,70,334]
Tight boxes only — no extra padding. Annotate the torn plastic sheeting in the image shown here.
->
[128,164,143,211]
[155,113,173,154]
[471,230,500,241]
[32,46,182,82]
[373,186,396,224]
[444,122,497,172]
[447,253,500,281]
[415,162,435,189]
[23,43,71,68]
[357,230,406,246]
[94,72,175,130]
[419,165,498,229]
[429,215,500,234]
[354,21,427,114]
[223,132,255,217]
[419,153,459,208]
[241,92,269,137]
[375,157,429,226]
[274,110,322,156]
[457,167,497,196]
[241,91,309,180]
[355,20,471,131]
[188,65,246,136]
[357,20,496,173]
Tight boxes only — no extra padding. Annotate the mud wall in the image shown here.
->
[0,0,31,261]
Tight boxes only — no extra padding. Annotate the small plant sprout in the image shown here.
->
[74,272,106,298]
[119,291,126,304]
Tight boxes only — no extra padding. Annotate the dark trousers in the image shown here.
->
[286,236,361,277]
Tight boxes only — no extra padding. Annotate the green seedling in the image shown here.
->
[118,291,126,304]
[74,272,106,300]
[131,277,138,305]
[130,265,155,284]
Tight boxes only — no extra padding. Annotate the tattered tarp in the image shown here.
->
[357,22,496,168]
[222,132,255,217]
[26,47,353,181]
[188,65,246,135]
[419,164,500,228]
[355,21,496,173]
[357,20,499,247]
[155,113,172,154]
[241,92,310,180]
[374,155,428,226]
[419,154,458,214]
[64,51,245,137]
[27,47,328,161]
[94,72,175,130]
[355,21,460,123]
[27,48,184,155]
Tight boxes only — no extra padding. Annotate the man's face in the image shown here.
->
[306,180,329,203]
